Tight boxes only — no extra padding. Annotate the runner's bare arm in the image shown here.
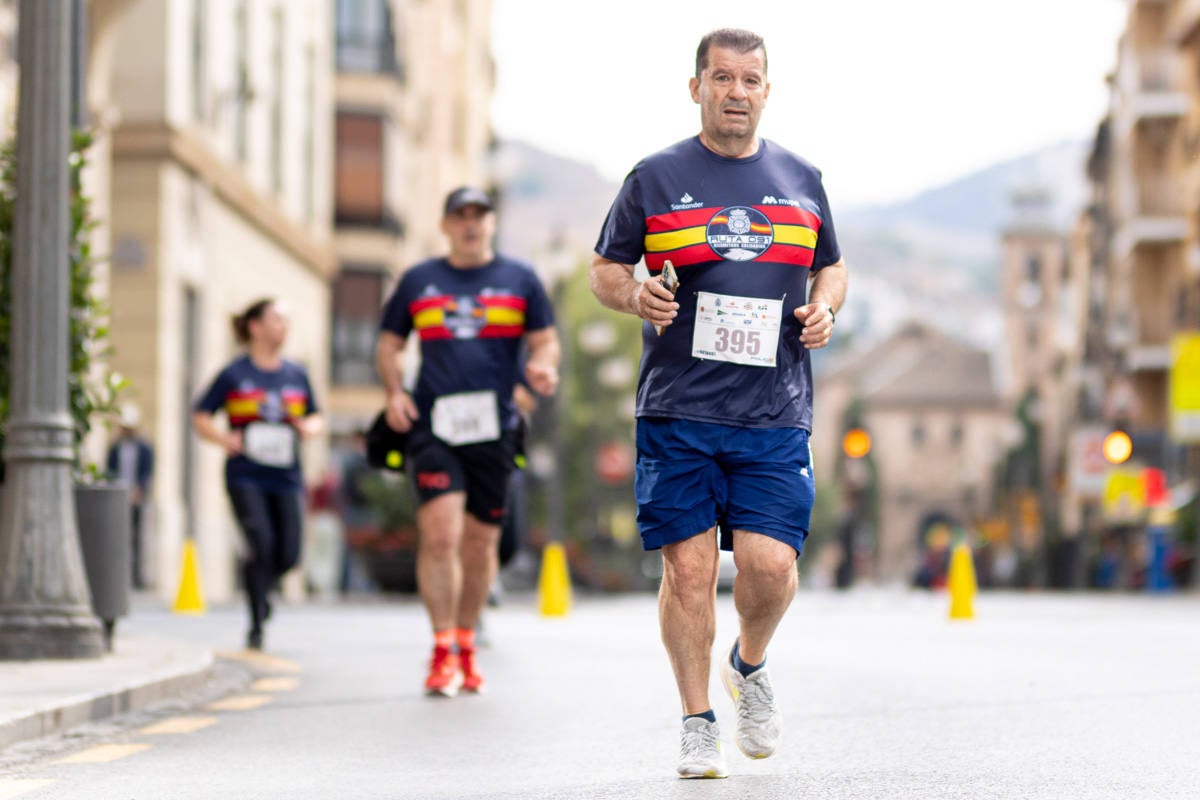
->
[523,326,561,396]
[375,330,418,431]
[589,253,678,330]
[191,411,242,455]
[795,258,847,350]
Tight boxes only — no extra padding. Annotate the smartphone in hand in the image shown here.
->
[655,260,678,336]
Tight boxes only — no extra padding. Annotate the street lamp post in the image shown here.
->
[0,0,104,659]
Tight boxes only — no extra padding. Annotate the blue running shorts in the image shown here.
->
[634,417,815,556]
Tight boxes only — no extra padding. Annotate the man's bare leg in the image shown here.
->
[731,531,797,664]
[660,529,720,715]
[416,492,466,631]
[456,514,500,631]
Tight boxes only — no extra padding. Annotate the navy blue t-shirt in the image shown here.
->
[193,355,318,492]
[595,136,841,431]
[379,255,555,431]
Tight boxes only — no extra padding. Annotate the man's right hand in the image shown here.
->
[386,391,419,433]
[632,276,679,330]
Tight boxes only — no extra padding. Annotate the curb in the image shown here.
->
[0,648,215,751]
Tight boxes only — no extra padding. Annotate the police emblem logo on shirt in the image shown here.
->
[444,295,487,339]
[706,206,774,262]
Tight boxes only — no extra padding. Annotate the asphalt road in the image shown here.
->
[0,589,1197,799]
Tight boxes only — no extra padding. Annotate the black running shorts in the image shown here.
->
[405,424,520,524]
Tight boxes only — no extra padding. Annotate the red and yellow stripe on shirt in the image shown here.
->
[642,205,822,273]
[282,389,309,419]
[225,389,264,425]
[410,294,528,340]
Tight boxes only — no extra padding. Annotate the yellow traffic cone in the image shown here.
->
[538,542,572,617]
[172,538,206,615]
[947,542,976,620]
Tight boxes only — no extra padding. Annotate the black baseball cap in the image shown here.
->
[443,186,494,216]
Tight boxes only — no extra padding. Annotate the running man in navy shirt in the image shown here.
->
[377,186,560,697]
[591,29,848,778]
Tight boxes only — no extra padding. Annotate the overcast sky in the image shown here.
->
[490,0,1127,208]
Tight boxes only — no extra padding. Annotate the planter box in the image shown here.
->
[75,482,130,650]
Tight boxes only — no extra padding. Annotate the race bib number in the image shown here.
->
[692,291,782,367]
[243,422,297,468]
[431,390,500,446]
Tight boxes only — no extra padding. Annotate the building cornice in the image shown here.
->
[112,123,336,280]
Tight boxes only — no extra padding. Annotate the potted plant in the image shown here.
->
[0,130,130,649]
[353,470,419,593]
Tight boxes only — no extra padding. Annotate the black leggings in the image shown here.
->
[226,483,303,631]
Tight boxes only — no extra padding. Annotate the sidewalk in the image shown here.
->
[0,629,214,751]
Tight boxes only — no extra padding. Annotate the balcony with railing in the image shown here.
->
[1116,174,1188,253]
[1127,48,1189,120]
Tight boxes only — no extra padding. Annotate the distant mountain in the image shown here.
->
[840,139,1090,236]
[493,140,621,281]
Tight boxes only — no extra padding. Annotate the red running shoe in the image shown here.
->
[424,646,461,697]
[459,647,485,693]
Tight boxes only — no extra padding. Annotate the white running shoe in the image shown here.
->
[721,643,782,758]
[676,717,729,779]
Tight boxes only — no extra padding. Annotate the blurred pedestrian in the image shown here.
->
[106,404,154,589]
[376,186,559,696]
[590,28,847,778]
[192,299,323,650]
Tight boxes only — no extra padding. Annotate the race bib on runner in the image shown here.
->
[243,422,297,468]
[431,390,500,446]
[692,291,782,368]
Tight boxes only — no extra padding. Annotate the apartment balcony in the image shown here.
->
[1127,49,1189,122]
[334,206,404,237]
[1128,344,1171,372]
[337,33,403,80]
[1114,176,1188,256]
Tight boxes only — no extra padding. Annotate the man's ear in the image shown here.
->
[689,76,701,104]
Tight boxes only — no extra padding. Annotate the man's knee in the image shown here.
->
[733,534,798,584]
[663,544,718,593]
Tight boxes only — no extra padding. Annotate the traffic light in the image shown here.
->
[1102,429,1132,465]
[842,427,872,459]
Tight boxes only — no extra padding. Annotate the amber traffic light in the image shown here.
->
[1102,430,1132,465]
[842,428,872,459]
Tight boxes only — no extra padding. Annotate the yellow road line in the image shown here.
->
[53,744,150,764]
[217,650,302,673]
[205,694,273,712]
[0,779,57,799]
[140,716,219,735]
[251,676,301,692]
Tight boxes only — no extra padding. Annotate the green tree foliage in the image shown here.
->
[0,130,127,481]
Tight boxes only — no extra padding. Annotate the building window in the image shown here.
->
[1026,255,1040,283]
[234,0,249,163]
[332,268,385,386]
[335,112,388,227]
[270,8,285,194]
[336,0,397,74]
[950,420,964,448]
[191,0,207,123]
[911,420,925,447]
[304,43,315,225]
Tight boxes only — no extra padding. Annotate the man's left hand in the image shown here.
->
[795,302,835,350]
[525,360,559,396]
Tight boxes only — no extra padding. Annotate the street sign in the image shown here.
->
[1069,426,1110,499]
[1169,332,1200,442]
[1102,467,1145,523]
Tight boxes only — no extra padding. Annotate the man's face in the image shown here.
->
[441,204,496,262]
[689,45,770,145]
